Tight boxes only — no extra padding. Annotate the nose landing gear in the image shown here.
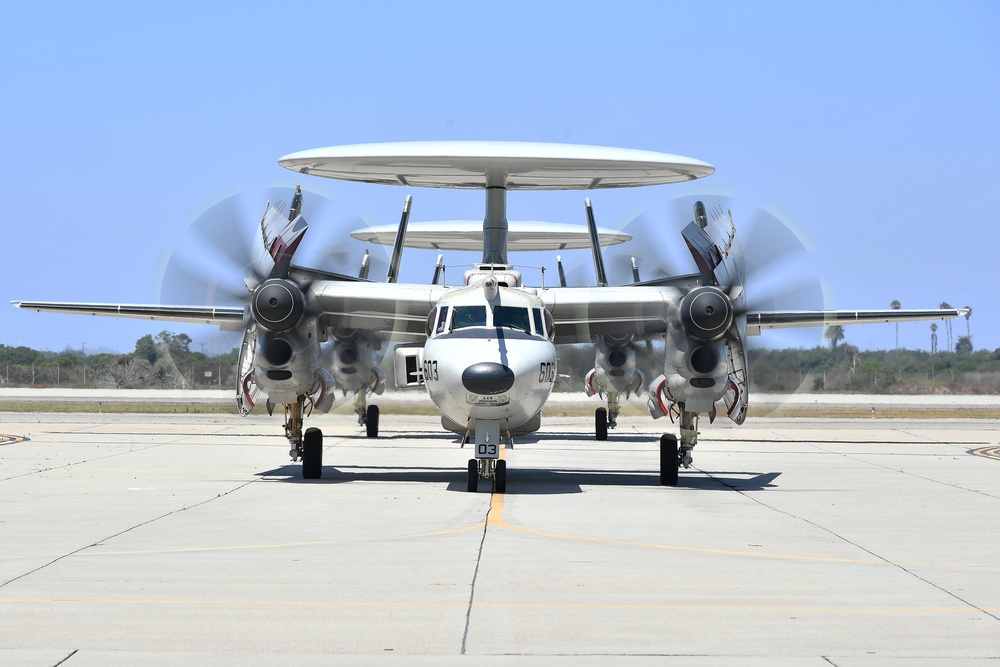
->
[465,418,509,493]
[467,457,506,493]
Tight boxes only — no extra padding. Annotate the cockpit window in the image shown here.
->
[435,306,450,335]
[543,309,555,341]
[452,305,487,330]
[532,308,544,337]
[494,306,531,333]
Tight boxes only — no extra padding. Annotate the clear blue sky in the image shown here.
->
[2,1,996,355]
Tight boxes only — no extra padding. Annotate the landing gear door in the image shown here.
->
[723,337,748,425]
[474,419,502,459]
[236,324,260,416]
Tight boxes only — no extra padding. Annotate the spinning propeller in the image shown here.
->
[155,186,392,412]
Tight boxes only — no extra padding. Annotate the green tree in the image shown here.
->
[135,335,158,364]
[157,330,192,357]
[956,335,973,354]
[824,325,845,349]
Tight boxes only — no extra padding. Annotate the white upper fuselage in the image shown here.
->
[421,276,557,434]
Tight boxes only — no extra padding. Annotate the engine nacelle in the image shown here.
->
[323,332,381,394]
[252,323,321,405]
[659,322,729,414]
[587,339,644,398]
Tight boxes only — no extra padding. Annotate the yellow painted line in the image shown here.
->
[971,446,1000,461]
[488,490,505,526]
[485,448,997,572]
[79,523,483,557]
[492,511,998,571]
[40,443,999,572]
[0,597,996,613]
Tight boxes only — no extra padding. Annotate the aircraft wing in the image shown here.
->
[540,286,673,344]
[746,308,968,335]
[310,282,448,342]
[12,283,446,342]
[14,297,968,345]
[12,301,246,330]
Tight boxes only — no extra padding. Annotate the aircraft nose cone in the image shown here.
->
[462,362,515,395]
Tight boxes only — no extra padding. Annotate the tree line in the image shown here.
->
[0,331,238,389]
[1,328,998,395]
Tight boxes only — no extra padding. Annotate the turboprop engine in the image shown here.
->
[585,336,644,399]
[323,328,386,399]
[648,285,733,417]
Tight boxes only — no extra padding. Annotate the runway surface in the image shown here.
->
[0,412,998,665]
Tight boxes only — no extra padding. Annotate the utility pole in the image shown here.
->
[82,342,87,385]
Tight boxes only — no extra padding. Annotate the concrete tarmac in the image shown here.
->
[0,411,998,665]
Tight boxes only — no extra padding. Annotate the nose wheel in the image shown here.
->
[466,458,506,493]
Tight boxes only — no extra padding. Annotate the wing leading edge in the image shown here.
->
[746,308,968,335]
[12,299,968,344]
[12,301,246,330]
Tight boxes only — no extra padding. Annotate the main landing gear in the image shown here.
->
[283,398,324,480]
[594,392,621,441]
[354,392,380,438]
[283,391,384,480]
[658,407,700,487]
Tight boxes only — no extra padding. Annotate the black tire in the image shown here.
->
[302,427,323,480]
[595,408,608,441]
[659,433,679,486]
[467,459,478,493]
[494,459,507,494]
[366,404,380,438]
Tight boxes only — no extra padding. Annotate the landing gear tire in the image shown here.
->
[467,459,478,493]
[366,404,380,438]
[302,427,323,480]
[595,408,608,441]
[659,433,679,486]
[494,459,507,494]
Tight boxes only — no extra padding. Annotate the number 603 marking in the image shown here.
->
[538,361,556,383]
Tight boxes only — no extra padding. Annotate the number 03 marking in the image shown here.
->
[477,443,498,458]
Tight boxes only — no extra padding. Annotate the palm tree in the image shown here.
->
[964,306,972,338]
[930,322,938,355]
[824,325,845,349]
[890,300,901,348]
[939,302,953,351]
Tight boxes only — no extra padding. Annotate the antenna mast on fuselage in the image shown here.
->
[483,168,509,264]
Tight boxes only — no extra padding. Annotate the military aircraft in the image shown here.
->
[12,142,966,491]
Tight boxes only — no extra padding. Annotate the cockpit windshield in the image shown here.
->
[444,302,550,338]
[451,305,488,330]
[494,305,532,333]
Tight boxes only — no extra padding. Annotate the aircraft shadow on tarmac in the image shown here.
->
[256,465,781,494]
